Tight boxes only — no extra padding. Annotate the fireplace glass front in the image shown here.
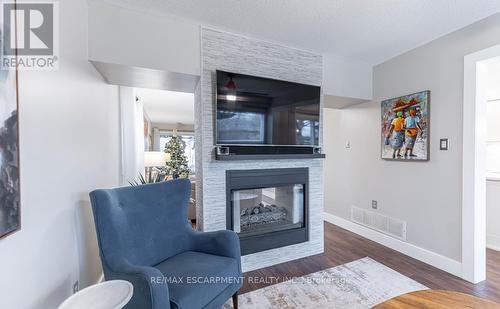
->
[232,184,304,237]
[226,168,309,255]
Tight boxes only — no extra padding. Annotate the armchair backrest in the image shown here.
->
[90,179,192,270]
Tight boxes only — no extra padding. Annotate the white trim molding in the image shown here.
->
[324,212,462,277]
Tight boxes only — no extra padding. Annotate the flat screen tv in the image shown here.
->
[216,70,321,147]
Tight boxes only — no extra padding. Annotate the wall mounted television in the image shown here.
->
[216,70,321,147]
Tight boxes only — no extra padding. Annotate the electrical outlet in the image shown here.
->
[372,200,378,209]
[73,280,79,294]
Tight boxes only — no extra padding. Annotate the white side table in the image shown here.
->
[58,280,133,309]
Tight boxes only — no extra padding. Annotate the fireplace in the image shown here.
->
[226,168,309,255]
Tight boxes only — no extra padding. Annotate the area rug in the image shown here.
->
[223,257,427,308]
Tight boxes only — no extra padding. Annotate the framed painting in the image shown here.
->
[0,0,20,238]
[381,90,430,161]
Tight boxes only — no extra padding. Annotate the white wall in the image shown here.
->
[487,180,500,250]
[88,0,200,76]
[486,60,500,101]
[322,53,373,100]
[0,0,120,308]
[324,13,500,264]
[487,101,500,141]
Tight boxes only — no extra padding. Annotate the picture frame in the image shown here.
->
[0,0,21,239]
[381,90,430,161]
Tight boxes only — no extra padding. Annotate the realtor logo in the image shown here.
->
[1,1,59,69]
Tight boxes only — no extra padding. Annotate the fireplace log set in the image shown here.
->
[240,203,287,227]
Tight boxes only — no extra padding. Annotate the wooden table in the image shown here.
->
[374,290,500,309]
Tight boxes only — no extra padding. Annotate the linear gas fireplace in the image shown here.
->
[226,168,309,255]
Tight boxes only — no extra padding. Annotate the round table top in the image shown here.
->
[58,280,133,309]
[373,289,500,309]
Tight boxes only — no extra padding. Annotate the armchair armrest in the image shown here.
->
[107,260,170,309]
[188,229,241,263]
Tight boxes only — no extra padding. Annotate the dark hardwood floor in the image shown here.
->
[241,222,500,304]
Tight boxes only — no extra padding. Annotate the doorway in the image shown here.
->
[462,44,500,283]
[140,88,196,221]
[120,86,197,222]
[484,63,500,257]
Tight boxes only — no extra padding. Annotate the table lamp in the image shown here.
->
[144,151,170,181]
[144,151,170,167]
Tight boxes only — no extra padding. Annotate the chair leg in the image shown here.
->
[232,291,238,309]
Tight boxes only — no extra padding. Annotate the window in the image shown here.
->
[159,133,195,173]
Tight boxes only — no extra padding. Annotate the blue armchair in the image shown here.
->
[90,179,242,309]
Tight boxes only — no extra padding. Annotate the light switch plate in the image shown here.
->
[440,138,449,150]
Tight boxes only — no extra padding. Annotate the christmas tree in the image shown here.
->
[164,135,190,179]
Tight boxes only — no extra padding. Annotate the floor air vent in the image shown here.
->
[351,206,407,241]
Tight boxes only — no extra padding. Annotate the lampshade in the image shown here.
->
[144,151,170,167]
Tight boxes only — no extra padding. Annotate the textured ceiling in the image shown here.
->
[101,0,500,64]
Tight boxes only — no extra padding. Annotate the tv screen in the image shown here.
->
[216,71,320,146]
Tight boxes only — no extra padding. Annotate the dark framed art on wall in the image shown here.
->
[0,0,21,238]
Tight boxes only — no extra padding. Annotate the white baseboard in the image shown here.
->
[324,212,462,278]
[487,234,500,252]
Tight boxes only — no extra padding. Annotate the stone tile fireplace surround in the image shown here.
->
[195,27,324,272]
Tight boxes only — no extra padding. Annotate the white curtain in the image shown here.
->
[119,86,144,185]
